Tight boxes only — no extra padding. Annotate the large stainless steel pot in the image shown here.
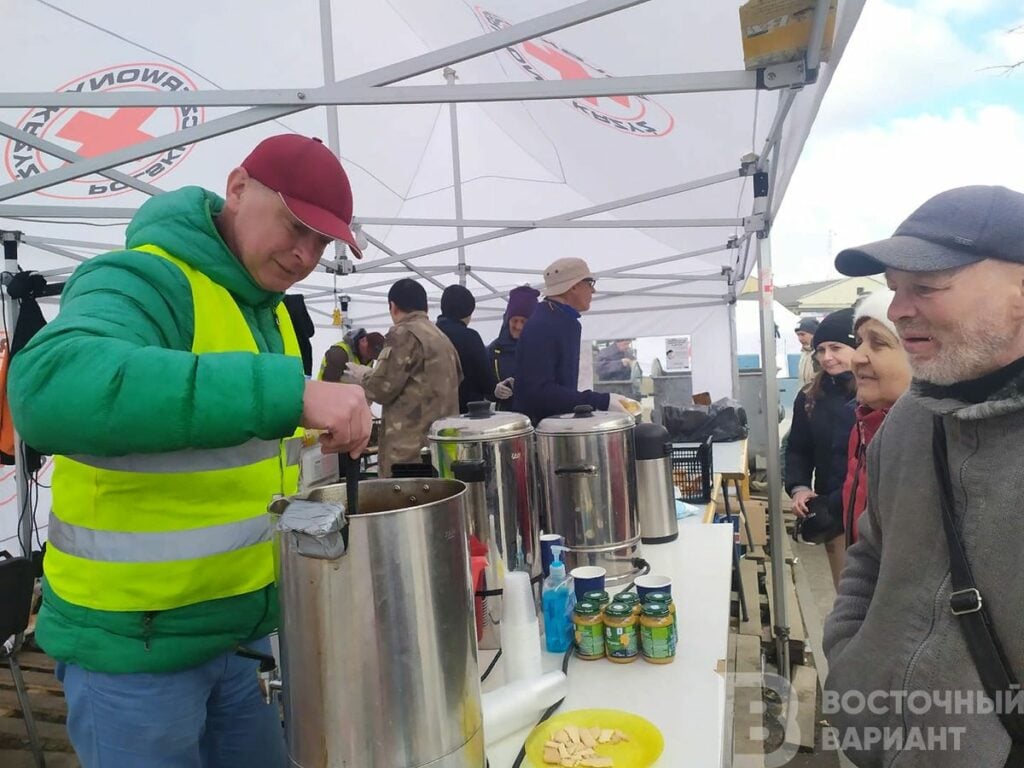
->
[270,478,484,768]
[428,402,539,650]
[536,405,641,584]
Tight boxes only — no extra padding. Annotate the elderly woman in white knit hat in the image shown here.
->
[840,289,912,548]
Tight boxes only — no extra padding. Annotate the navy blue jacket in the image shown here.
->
[785,372,857,518]
[436,315,497,413]
[512,300,610,424]
[487,323,517,383]
[487,323,519,410]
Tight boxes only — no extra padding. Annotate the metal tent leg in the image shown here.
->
[7,652,46,767]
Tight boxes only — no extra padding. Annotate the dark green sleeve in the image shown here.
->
[9,251,304,457]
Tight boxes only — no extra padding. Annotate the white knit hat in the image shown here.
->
[853,289,898,339]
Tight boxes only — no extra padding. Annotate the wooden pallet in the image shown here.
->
[0,648,77,764]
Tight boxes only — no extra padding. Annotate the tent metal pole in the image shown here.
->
[806,0,833,74]
[0,70,760,110]
[595,239,744,277]
[444,68,468,287]
[0,121,164,197]
[0,204,136,220]
[1,231,33,558]
[728,299,740,400]
[23,235,121,250]
[0,0,654,202]
[587,300,722,316]
[363,233,447,291]
[21,240,91,264]
[754,205,790,682]
[352,216,746,228]
[362,170,742,269]
[760,89,797,171]
[318,0,351,276]
[468,272,501,296]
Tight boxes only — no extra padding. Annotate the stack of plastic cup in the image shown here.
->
[500,571,542,683]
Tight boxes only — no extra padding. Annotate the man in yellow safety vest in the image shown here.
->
[9,134,372,767]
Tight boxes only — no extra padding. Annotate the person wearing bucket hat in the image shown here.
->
[786,307,857,586]
[487,285,540,410]
[513,257,633,423]
[7,134,374,765]
[824,185,1024,767]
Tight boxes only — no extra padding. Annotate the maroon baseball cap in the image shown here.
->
[241,134,363,259]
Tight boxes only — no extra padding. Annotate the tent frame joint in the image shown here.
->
[757,60,809,91]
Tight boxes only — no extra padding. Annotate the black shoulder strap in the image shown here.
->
[932,415,1024,764]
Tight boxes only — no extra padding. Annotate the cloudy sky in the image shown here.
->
[770,0,1024,284]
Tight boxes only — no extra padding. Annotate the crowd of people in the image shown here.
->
[782,185,1024,767]
[317,256,637,473]
[7,124,1021,767]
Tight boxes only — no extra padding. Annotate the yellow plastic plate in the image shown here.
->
[525,709,664,767]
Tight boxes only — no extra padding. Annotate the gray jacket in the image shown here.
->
[823,380,1024,767]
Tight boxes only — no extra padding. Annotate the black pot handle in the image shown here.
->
[452,459,489,483]
[555,464,598,476]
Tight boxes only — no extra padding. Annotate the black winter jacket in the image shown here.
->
[785,373,856,518]
[436,315,498,413]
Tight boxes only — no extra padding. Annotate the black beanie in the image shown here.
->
[388,278,428,313]
[811,307,856,349]
[440,284,476,319]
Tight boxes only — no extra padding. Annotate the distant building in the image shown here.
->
[740,275,886,314]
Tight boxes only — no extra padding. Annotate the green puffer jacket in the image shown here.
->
[9,186,306,674]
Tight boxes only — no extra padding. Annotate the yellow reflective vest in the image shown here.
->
[317,339,355,381]
[45,244,302,612]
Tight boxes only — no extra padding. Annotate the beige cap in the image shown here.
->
[543,257,594,297]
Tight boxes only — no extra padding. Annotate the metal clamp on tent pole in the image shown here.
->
[743,170,771,236]
[756,60,808,91]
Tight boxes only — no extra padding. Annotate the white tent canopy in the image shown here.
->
[0,0,864,675]
[0,0,863,400]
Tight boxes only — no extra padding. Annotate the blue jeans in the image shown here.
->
[57,637,287,768]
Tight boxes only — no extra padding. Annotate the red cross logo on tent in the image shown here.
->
[522,40,630,108]
[56,107,158,158]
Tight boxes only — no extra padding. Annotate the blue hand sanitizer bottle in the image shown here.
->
[542,546,574,653]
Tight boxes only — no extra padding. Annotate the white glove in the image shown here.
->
[345,362,372,384]
[494,377,514,400]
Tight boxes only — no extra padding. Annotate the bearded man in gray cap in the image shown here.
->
[513,257,632,424]
[823,186,1024,767]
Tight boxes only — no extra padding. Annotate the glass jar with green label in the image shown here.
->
[640,601,675,664]
[582,590,610,614]
[614,592,641,617]
[573,601,605,660]
[645,591,677,647]
[603,602,638,663]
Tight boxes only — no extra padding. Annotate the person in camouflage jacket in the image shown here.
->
[350,279,462,476]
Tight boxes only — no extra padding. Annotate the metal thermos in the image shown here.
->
[428,402,539,650]
[634,422,678,544]
[270,478,484,768]
[535,405,641,584]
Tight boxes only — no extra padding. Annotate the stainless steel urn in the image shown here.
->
[428,402,539,650]
[270,478,484,768]
[535,405,641,584]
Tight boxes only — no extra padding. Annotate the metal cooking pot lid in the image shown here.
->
[428,401,533,442]
[536,404,635,435]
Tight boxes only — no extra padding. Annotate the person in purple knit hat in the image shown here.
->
[487,285,540,410]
